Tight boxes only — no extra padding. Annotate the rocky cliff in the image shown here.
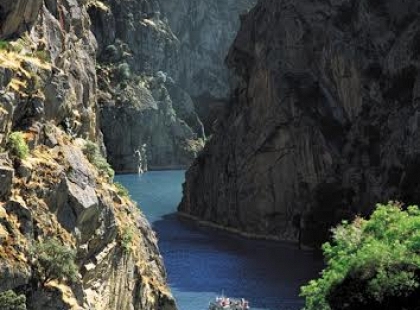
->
[87,0,258,172]
[0,1,176,309]
[160,0,257,133]
[179,0,420,246]
[88,0,205,172]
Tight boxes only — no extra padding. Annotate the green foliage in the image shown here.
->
[117,63,131,81]
[31,238,78,285]
[301,203,420,310]
[7,132,29,159]
[0,40,10,50]
[82,140,97,162]
[114,182,130,197]
[104,44,119,61]
[82,140,114,179]
[34,50,51,63]
[0,290,26,310]
[121,227,134,254]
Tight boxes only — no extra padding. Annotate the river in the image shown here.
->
[115,171,323,310]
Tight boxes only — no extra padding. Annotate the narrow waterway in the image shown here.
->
[116,171,323,310]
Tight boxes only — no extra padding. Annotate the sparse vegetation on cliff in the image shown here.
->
[0,40,10,50]
[115,182,130,197]
[121,227,134,254]
[83,140,114,178]
[30,238,78,285]
[7,132,29,159]
[301,203,420,310]
[0,290,26,310]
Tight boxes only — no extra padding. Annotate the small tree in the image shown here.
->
[0,290,26,310]
[301,203,420,310]
[7,132,29,159]
[31,239,78,285]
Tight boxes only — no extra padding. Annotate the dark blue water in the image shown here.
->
[116,171,323,310]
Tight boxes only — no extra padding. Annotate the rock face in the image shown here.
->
[0,1,176,309]
[88,0,205,172]
[180,0,420,246]
[0,0,43,39]
[160,0,257,133]
[87,0,258,172]
[0,135,176,310]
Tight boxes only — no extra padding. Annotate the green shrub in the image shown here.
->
[7,132,29,159]
[117,63,131,81]
[82,140,114,179]
[104,44,119,61]
[82,140,97,162]
[0,290,26,310]
[121,227,134,254]
[300,202,420,310]
[30,238,78,285]
[114,182,129,197]
[0,40,10,50]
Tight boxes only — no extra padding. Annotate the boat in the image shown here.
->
[208,295,250,310]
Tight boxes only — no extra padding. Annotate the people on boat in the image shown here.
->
[210,295,250,309]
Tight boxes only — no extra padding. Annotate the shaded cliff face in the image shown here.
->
[0,1,176,309]
[88,0,204,172]
[160,0,257,133]
[0,0,43,39]
[180,0,420,246]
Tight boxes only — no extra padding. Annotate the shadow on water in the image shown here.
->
[153,213,323,310]
[116,172,324,310]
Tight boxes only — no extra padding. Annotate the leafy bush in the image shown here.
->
[0,290,26,310]
[7,132,29,159]
[82,140,114,179]
[121,227,134,254]
[301,203,420,310]
[114,182,130,197]
[31,238,78,285]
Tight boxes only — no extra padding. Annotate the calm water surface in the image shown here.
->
[115,171,323,310]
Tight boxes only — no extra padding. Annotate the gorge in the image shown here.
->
[0,0,257,309]
[1,0,420,309]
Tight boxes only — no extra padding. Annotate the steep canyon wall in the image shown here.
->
[0,1,176,309]
[180,0,420,246]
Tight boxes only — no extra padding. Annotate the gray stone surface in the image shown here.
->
[0,0,43,39]
[100,80,204,172]
[89,0,205,172]
[160,0,257,100]
[180,0,420,246]
[0,165,14,199]
[0,1,178,309]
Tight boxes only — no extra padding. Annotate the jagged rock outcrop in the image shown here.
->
[180,0,420,246]
[0,1,176,309]
[87,0,204,172]
[160,0,257,133]
[0,132,176,310]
